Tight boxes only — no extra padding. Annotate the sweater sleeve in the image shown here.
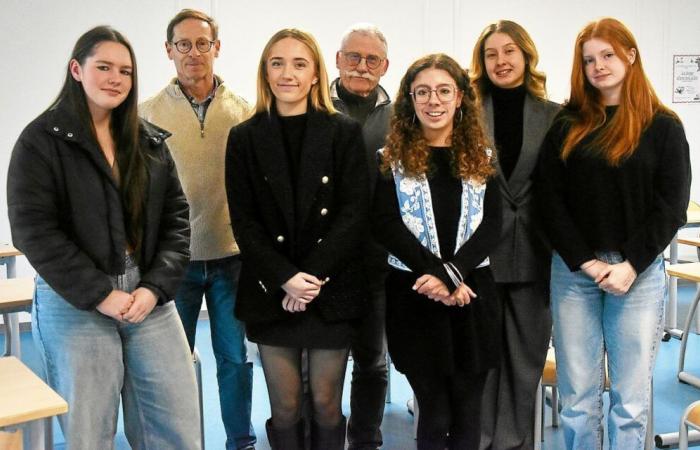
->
[7,131,113,310]
[621,116,691,273]
[536,118,597,271]
[225,125,299,291]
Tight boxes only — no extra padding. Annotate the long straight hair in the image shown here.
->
[562,17,677,165]
[469,20,548,101]
[255,28,336,114]
[50,26,147,255]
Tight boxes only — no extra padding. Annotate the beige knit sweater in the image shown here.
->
[140,78,251,261]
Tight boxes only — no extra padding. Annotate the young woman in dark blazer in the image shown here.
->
[538,18,690,449]
[469,20,560,450]
[225,28,368,450]
[7,26,198,448]
[373,53,502,450]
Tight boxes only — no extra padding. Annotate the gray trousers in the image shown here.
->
[480,281,552,450]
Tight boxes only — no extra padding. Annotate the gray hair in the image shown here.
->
[339,23,388,55]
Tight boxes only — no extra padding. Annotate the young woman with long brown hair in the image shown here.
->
[469,20,560,450]
[7,26,198,449]
[538,17,691,449]
[373,53,502,450]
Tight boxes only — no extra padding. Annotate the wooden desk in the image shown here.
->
[666,209,700,339]
[0,245,22,278]
[0,246,24,359]
[0,278,33,359]
[0,356,67,450]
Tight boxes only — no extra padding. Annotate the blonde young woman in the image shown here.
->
[538,18,690,449]
[225,29,368,450]
[469,20,560,450]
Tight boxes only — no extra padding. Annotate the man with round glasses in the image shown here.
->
[331,23,392,450]
[140,8,255,450]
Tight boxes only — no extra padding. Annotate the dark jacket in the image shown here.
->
[7,105,191,310]
[330,78,392,193]
[482,93,560,282]
[225,108,369,324]
[330,78,393,283]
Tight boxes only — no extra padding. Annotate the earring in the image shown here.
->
[411,113,416,125]
[457,108,463,122]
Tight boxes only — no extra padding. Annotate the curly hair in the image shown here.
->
[382,53,493,181]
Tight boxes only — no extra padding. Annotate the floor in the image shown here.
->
[4,284,700,449]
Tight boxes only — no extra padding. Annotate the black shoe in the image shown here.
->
[311,416,347,450]
[266,418,304,450]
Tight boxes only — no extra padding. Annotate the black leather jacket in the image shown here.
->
[8,104,190,310]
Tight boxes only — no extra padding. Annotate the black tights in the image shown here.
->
[258,344,349,429]
[406,369,487,450]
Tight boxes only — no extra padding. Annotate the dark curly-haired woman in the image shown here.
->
[373,53,502,450]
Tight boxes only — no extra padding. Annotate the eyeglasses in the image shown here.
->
[410,84,458,104]
[341,52,384,70]
[171,39,216,54]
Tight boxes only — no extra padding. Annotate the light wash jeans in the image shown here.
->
[550,252,665,450]
[174,255,255,449]
[32,255,201,450]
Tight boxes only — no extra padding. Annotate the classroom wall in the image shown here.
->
[1,0,699,277]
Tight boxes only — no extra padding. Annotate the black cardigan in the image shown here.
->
[537,110,691,273]
[7,105,191,309]
[225,108,369,324]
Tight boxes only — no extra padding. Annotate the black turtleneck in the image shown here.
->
[492,84,526,179]
[337,81,378,126]
[279,112,307,190]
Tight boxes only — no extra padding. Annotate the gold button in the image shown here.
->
[320,208,328,216]
[276,235,285,243]
[321,176,329,184]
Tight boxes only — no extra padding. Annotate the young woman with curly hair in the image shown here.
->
[373,53,502,450]
[538,18,690,449]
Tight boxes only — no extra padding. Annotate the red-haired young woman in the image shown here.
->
[538,17,690,450]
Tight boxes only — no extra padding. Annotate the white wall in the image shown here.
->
[1,0,699,276]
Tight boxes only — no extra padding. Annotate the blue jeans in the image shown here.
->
[175,255,255,450]
[32,261,201,449]
[551,252,665,450]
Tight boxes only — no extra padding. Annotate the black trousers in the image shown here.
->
[407,368,487,450]
[347,280,388,449]
[479,281,552,450]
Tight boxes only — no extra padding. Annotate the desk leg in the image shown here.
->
[22,418,50,450]
[668,235,679,331]
[6,256,16,278]
[2,313,21,358]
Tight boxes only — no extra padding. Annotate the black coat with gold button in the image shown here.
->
[225,107,369,325]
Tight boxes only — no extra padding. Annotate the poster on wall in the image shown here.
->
[673,55,700,103]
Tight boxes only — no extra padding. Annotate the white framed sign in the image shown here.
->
[673,55,700,103]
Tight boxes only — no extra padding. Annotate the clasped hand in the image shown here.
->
[96,287,158,323]
[413,274,477,307]
[281,272,324,313]
[581,259,637,296]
